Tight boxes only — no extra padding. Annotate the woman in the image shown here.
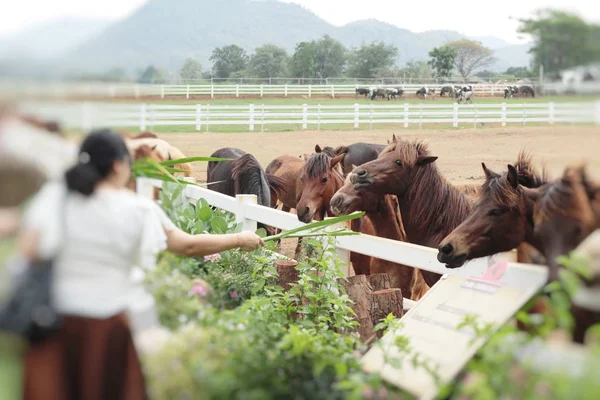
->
[18,129,264,400]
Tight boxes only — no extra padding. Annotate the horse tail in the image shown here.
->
[266,173,289,207]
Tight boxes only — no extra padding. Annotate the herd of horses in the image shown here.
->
[197,137,598,344]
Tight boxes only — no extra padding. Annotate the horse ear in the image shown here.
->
[416,156,437,166]
[351,164,358,171]
[330,154,345,168]
[152,145,157,150]
[481,163,492,179]
[315,145,322,153]
[391,134,398,143]
[507,164,519,188]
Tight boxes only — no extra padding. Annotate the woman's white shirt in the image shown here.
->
[21,181,176,318]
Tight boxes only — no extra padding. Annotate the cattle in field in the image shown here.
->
[504,86,519,99]
[457,89,473,104]
[440,86,453,97]
[355,87,371,98]
[370,88,386,101]
[518,85,535,98]
[385,88,399,100]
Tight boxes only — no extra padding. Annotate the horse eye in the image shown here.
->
[321,177,328,183]
[488,209,504,217]
[395,160,402,166]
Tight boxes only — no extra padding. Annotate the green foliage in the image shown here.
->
[248,44,290,78]
[346,41,399,78]
[290,41,317,80]
[428,45,457,80]
[396,60,434,80]
[505,66,533,78]
[518,8,600,75]
[179,58,203,82]
[138,65,166,84]
[210,45,249,79]
[447,39,496,81]
[313,35,347,78]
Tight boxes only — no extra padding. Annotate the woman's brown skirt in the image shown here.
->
[23,312,147,400]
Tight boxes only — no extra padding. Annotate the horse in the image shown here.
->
[331,170,429,299]
[295,150,373,275]
[327,142,387,176]
[207,147,286,209]
[436,152,549,270]
[519,85,535,98]
[123,134,192,178]
[349,137,472,287]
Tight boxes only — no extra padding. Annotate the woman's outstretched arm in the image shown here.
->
[165,228,264,257]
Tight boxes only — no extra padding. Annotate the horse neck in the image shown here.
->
[324,170,345,217]
[366,196,407,242]
[399,165,472,247]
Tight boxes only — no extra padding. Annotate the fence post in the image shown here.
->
[140,103,147,131]
[354,103,360,128]
[195,104,202,131]
[491,85,495,96]
[308,84,312,98]
[549,102,555,125]
[81,102,92,132]
[522,102,526,127]
[235,195,258,232]
[474,104,478,128]
[134,84,140,99]
[108,85,116,98]
[322,218,351,278]
[317,104,321,131]
[186,84,190,99]
[369,103,373,130]
[453,103,459,128]
[404,103,409,128]
[205,104,210,132]
[331,84,335,98]
[284,84,288,97]
[236,84,239,98]
[302,104,308,129]
[502,103,507,127]
[249,104,255,132]
[160,85,165,99]
[261,104,265,133]
[419,103,423,129]
[260,84,264,98]
[210,84,214,99]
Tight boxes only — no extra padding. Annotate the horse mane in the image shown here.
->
[304,153,331,179]
[514,150,549,188]
[393,139,472,244]
[320,146,337,157]
[231,153,271,206]
[130,131,159,140]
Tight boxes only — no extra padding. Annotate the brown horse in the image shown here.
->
[349,137,470,287]
[265,155,305,211]
[123,134,192,178]
[331,172,429,299]
[437,152,549,269]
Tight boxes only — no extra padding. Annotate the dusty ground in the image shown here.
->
[157,125,600,260]
[159,125,600,185]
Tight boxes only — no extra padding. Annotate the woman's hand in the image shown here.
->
[235,231,265,251]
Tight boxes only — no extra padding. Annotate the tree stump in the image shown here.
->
[275,260,299,291]
[340,275,374,341]
[367,273,391,292]
[371,289,404,337]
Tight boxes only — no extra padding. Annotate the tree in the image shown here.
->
[397,60,434,80]
[290,41,317,80]
[446,40,496,81]
[518,9,600,75]
[179,58,203,82]
[346,42,398,78]
[138,65,165,84]
[504,67,532,78]
[428,45,457,80]
[313,35,346,78]
[475,70,495,79]
[248,44,289,78]
[210,45,249,79]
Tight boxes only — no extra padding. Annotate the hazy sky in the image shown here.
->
[1,0,598,43]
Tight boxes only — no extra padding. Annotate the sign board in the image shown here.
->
[361,261,548,400]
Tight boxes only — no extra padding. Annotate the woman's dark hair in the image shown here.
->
[65,129,131,196]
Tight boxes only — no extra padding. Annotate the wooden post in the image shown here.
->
[549,102,555,125]
[186,84,190,99]
[160,85,165,99]
[195,104,202,131]
[340,275,374,341]
[275,260,299,291]
[371,289,404,337]
[236,84,239,98]
[453,102,459,128]
[235,194,258,232]
[308,84,312,98]
[284,84,288,97]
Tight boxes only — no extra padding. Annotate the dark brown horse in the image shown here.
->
[207,148,286,210]
[532,165,600,343]
[349,137,470,287]
[437,152,549,269]
[265,155,305,210]
[321,143,387,176]
[331,172,429,299]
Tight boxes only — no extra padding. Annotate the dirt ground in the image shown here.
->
[159,125,600,185]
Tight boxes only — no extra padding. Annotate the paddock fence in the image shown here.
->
[17,100,600,132]
[2,81,528,100]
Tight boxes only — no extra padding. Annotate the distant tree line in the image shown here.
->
[89,9,597,84]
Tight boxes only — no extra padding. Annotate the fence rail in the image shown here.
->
[17,100,600,132]
[2,81,525,100]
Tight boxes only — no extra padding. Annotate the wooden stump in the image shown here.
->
[341,275,374,341]
[275,260,299,291]
[371,289,404,337]
[367,273,391,292]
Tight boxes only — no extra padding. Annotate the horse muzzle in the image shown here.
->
[350,168,373,190]
[437,243,468,269]
[330,193,351,216]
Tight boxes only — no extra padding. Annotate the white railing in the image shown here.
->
[542,80,600,95]
[2,81,521,100]
[17,100,600,132]
[136,178,531,310]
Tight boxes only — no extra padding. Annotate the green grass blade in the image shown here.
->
[159,156,232,166]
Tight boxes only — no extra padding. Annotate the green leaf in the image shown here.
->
[158,156,232,166]
[197,204,213,222]
[210,216,228,233]
[255,228,267,238]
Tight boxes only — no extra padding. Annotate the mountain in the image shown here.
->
[0,17,113,60]
[1,0,531,77]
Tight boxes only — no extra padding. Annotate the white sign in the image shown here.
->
[361,260,548,400]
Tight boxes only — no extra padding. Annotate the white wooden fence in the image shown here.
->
[136,177,531,311]
[17,100,600,132]
[2,81,519,100]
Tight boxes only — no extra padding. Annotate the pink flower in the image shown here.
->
[230,291,239,298]
[203,253,222,263]
[189,284,208,297]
